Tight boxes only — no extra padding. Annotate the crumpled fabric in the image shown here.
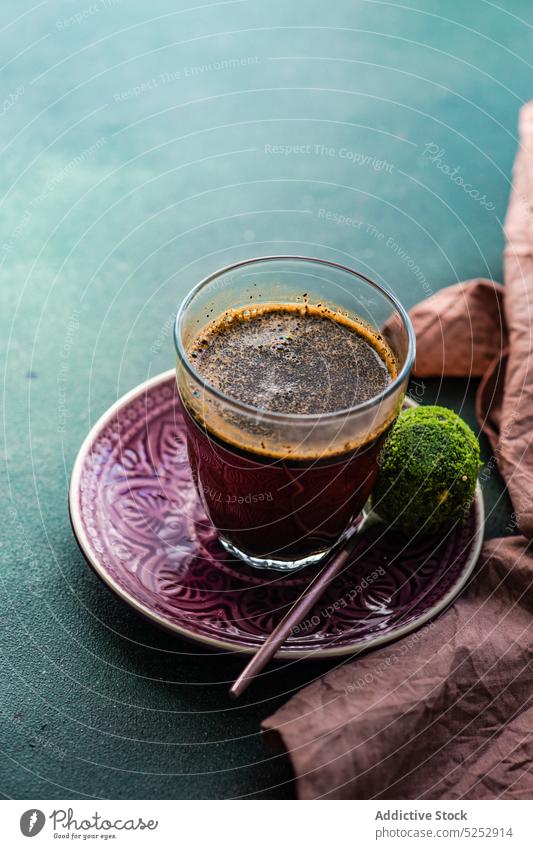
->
[262,102,533,799]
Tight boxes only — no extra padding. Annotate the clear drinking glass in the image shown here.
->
[174,256,415,571]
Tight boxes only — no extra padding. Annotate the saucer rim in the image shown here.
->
[69,369,485,659]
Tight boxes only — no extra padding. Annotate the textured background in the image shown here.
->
[0,0,528,799]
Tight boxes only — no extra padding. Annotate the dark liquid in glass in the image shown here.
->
[181,305,396,562]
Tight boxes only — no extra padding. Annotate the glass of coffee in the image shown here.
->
[174,256,415,572]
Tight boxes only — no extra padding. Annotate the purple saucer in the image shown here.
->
[69,370,484,658]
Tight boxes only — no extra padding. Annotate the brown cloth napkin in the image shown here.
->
[262,103,533,799]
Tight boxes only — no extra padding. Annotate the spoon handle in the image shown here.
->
[229,514,377,699]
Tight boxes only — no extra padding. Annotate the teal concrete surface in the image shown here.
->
[0,0,527,798]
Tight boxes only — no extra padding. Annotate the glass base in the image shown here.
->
[218,535,333,572]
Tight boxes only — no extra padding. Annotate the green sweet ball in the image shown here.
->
[372,405,480,537]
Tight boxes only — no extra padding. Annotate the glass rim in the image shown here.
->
[174,255,416,423]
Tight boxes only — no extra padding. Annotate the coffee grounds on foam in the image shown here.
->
[189,304,395,415]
